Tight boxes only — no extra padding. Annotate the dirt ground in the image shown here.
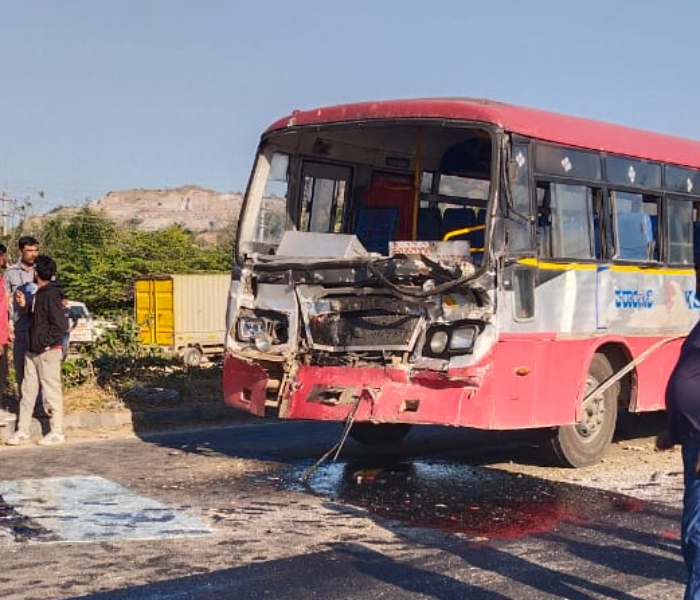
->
[493,431,684,508]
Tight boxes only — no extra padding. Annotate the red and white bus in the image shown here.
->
[223,98,700,466]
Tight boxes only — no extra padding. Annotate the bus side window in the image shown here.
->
[612,191,658,262]
[505,143,533,253]
[538,182,595,260]
[550,183,595,259]
[666,196,694,264]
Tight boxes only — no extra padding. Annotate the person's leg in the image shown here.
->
[0,344,8,409]
[14,330,46,414]
[36,348,63,435]
[682,440,700,599]
[15,352,40,435]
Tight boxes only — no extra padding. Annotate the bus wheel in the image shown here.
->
[349,423,412,446]
[183,346,204,367]
[543,353,618,468]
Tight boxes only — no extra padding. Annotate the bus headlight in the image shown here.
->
[449,326,478,351]
[254,332,272,352]
[429,330,449,354]
[237,316,264,340]
[234,310,289,348]
[424,323,481,358]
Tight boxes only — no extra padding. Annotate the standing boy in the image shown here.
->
[6,255,68,446]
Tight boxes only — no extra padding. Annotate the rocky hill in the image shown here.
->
[25,186,245,244]
[91,186,243,233]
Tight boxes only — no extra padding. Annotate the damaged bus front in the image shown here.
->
[224,98,700,466]
[223,102,523,442]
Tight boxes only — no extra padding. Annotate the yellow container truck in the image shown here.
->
[135,273,231,366]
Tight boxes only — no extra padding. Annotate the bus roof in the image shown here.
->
[266,98,700,169]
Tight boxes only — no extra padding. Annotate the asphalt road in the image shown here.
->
[0,419,688,599]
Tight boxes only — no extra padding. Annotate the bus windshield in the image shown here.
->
[237,123,494,263]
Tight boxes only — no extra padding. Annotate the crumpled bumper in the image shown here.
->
[223,353,270,416]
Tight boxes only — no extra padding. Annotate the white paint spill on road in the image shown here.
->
[0,475,212,542]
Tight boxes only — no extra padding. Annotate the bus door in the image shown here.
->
[299,162,352,235]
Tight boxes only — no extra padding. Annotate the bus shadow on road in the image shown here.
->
[57,530,685,600]
[60,546,515,600]
[60,486,685,600]
[144,409,670,471]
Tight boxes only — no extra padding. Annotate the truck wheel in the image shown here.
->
[183,347,203,367]
[542,353,618,468]
[349,423,412,446]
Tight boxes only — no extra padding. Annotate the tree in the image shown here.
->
[32,208,232,313]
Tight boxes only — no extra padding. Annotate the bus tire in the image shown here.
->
[349,423,412,446]
[183,346,204,367]
[542,353,618,468]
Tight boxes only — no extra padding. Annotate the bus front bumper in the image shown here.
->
[223,352,487,426]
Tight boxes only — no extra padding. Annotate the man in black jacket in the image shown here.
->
[6,255,68,446]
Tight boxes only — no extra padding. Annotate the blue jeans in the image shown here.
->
[682,440,700,599]
[13,329,29,394]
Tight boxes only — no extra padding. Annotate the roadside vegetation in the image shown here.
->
[60,320,224,414]
[14,206,233,313]
[4,207,232,413]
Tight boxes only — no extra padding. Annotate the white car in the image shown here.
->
[66,301,101,345]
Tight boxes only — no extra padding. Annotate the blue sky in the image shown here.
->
[1,0,699,213]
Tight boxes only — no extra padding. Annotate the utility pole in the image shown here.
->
[1,188,7,237]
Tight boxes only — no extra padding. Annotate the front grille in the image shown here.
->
[305,295,421,351]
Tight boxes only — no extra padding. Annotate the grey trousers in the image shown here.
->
[17,348,64,436]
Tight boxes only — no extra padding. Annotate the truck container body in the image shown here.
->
[135,273,230,364]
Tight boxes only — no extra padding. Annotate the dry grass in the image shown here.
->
[64,380,122,414]
[62,362,224,414]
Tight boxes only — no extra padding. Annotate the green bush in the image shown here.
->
[16,207,233,313]
[61,356,93,389]
[89,317,171,389]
